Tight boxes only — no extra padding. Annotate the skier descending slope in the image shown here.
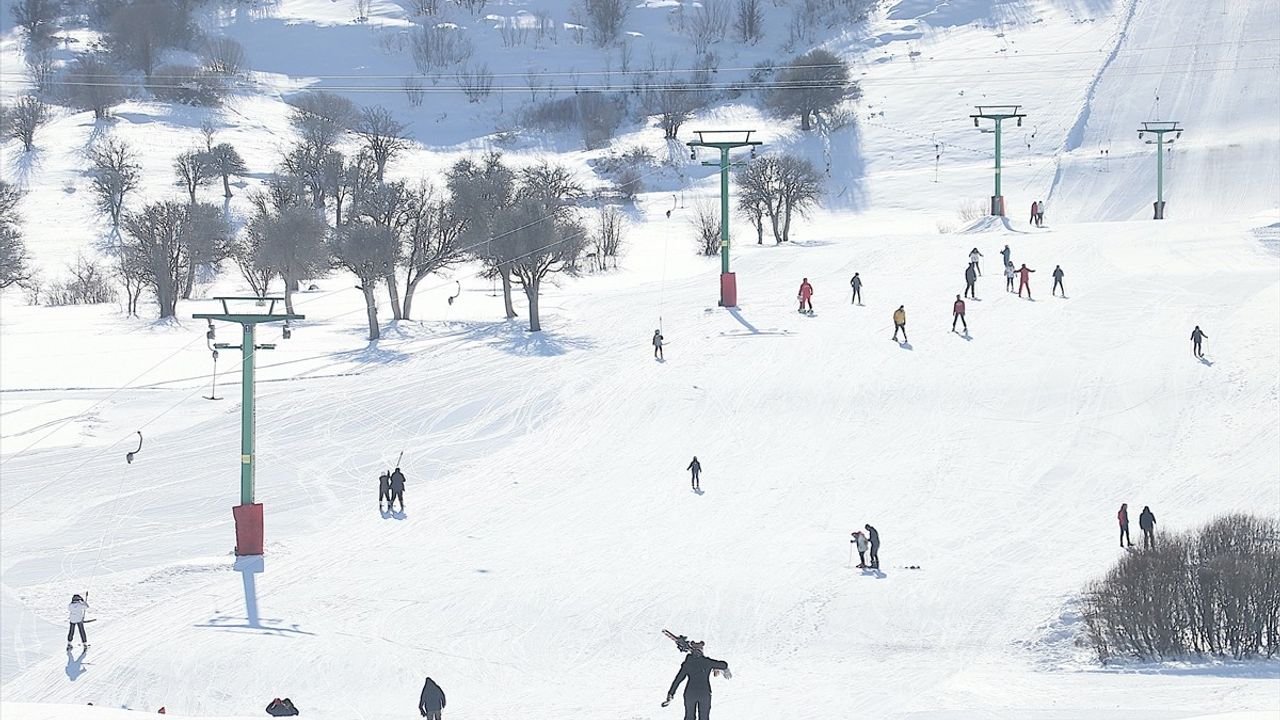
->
[1004,261,1015,293]
[968,247,983,275]
[850,273,862,305]
[418,676,446,719]
[964,264,978,299]
[952,295,967,333]
[66,592,89,649]
[892,306,908,344]
[1190,326,1208,358]
[1052,265,1065,297]
[797,278,814,314]
[653,329,665,360]
[687,456,702,492]
[663,640,730,720]
[1016,264,1036,299]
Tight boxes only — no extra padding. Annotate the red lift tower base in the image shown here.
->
[233,503,264,556]
[719,272,737,308]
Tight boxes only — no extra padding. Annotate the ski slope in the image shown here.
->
[2,0,1280,717]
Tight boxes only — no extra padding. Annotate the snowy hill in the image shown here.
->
[3,0,1280,718]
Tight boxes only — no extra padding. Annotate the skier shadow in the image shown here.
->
[693,488,705,496]
[860,568,888,579]
[898,342,914,351]
[389,508,407,520]
[1199,357,1214,367]
[65,647,88,681]
[957,331,973,342]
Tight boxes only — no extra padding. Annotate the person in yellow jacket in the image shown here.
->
[892,305,908,343]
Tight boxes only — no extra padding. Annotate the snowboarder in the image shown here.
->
[388,467,406,512]
[1190,326,1208,358]
[964,263,978,299]
[1052,265,1065,297]
[687,456,702,491]
[378,471,392,507]
[1139,506,1157,550]
[968,248,983,275]
[419,677,446,720]
[67,592,89,649]
[653,329,664,360]
[1117,503,1133,547]
[892,306,908,343]
[797,278,814,313]
[851,531,869,568]
[663,641,730,720]
[952,295,967,333]
[1017,264,1036,299]
[265,698,299,717]
[850,273,862,305]
[864,524,880,568]
[1004,261,1015,293]
[1001,244,1012,267]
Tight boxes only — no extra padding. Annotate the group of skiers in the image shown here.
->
[850,524,881,569]
[1117,503,1158,550]
[378,467,407,512]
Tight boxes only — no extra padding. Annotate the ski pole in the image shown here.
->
[849,540,855,568]
[396,450,404,467]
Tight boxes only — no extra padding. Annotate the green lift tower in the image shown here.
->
[970,105,1027,217]
[686,130,762,308]
[1138,121,1183,220]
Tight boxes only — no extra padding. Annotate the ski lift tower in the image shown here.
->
[1138,121,1183,219]
[970,105,1026,216]
[193,297,303,557]
[686,130,762,308]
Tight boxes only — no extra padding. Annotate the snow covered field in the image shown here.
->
[3,0,1279,718]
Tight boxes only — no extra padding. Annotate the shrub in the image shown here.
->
[691,201,720,256]
[147,64,226,106]
[411,24,473,72]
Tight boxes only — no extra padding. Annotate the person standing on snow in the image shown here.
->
[1117,503,1134,548]
[964,263,978,299]
[1036,201,1046,227]
[1190,326,1208,358]
[1004,262,1016,293]
[864,524,881,569]
[850,273,862,305]
[67,592,89,649]
[1017,264,1036,299]
[653,329,665,360]
[952,295,967,333]
[892,306,908,343]
[687,456,702,492]
[1030,201,1038,226]
[1139,506,1157,549]
[798,278,814,313]
[418,677,446,720]
[663,641,730,720]
[388,467,406,512]
[968,248,983,275]
[1001,244,1012,267]
[378,471,392,508]
[1052,265,1065,297]
[851,531,869,568]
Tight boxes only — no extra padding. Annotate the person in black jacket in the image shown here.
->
[850,273,863,305]
[687,457,702,491]
[1191,326,1208,358]
[864,524,880,568]
[389,467,406,512]
[419,676,446,719]
[378,471,392,507]
[265,698,299,717]
[663,642,729,720]
[1139,506,1157,549]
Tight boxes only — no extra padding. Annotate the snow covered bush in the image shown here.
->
[201,36,247,76]
[455,63,494,103]
[1083,514,1280,662]
[579,0,628,47]
[733,0,763,44]
[691,201,721,257]
[411,24,474,73]
[687,0,730,54]
[62,54,127,119]
[45,255,117,306]
[147,64,226,106]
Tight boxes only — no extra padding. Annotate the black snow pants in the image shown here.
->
[1006,276,1015,292]
[952,313,967,332]
[684,692,712,720]
[423,712,441,720]
[1193,340,1202,357]
[68,622,86,643]
[1142,528,1154,550]
[389,489,404,508]
[851,288,861,304]
[1053,278,1064,296]
[1120,524,1131,547]
[869,543,880,568]
[691,470,700,489]
[893,323,907,342]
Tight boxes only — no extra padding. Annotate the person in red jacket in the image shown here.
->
[797,278,814,313]
[1117,503,1133,547]
[1017,264,1036,298]
[952,295,967,333]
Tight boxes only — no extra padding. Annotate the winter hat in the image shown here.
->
[689,640,705,655]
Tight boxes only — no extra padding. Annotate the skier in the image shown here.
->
[1030,200,1038,226]
[378,471,392,508]
[1016,264,1036,299]
[864,523,880,569]
[851,530,869,568]
[892,306,908,343]
[1036,200,1046,227]
[687,456,702,492]
[663,640,730,720]
[1001,244,1012,267]
[964,263,977,299]
[1052,265,1065,297]
[850,273,862,305]
[1117,503,1133,548]
[67,592,89,649]
[653,329,664,360]
[952,295,967,333]
[388,467,406,512]
[1139,506,1157,549]
[1004,261,1015,293]
[797,278,814,313]
[265,698,299,717]
[419,677,446,720]
[968,247,983,275]
[1190,326,1208,358]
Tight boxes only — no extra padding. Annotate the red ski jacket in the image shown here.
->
[953,300,965,315]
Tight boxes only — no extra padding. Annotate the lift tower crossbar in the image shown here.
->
[970,105,1027,216]
[193,296,303,556]
[1138,121,1183,219]
[686,129,763,308]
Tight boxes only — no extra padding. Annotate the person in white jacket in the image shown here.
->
[67,592,89,648]
[851,531,870,569]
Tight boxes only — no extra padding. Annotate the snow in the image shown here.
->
[3,0,1280,718]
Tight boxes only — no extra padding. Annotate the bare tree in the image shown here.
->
[579,0,628,47]
[735,155,823,243]
[733,0,763,44]
[411,24,474,72]
[354,106,409,182]
[107,0,193,77]
[0,181,31,289]
[243,204,330,313]
[455,63,494,103]
[593,205,626,269]
[772,156,824,242]
[691,201,721,256]
[329,222,397,340]
[46,254,117,306]
[174,149,212,204]
[289,91,356,153]
[201,36,247,76]
[448,151,518,319]
[63,54,127,120]
[7,96,51,152]
[119,201,230,318]
[496,198,585,332]
[765,49,854,131]
[88,135,141,229]
[687,0,730,54]
[398,183,466,320]
[204,142,248,198]
[11,0,62,48]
